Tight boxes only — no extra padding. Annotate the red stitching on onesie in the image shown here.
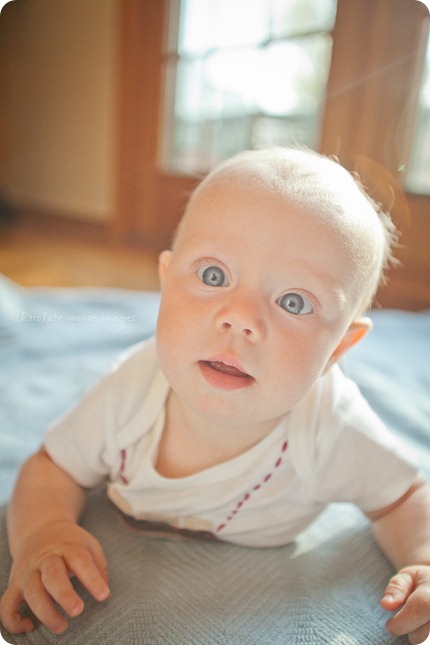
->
[120,449,129,484]
[216,440,288,534]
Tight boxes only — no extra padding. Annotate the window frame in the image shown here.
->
[160,0,337,174]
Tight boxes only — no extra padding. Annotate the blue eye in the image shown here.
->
[197,265,228,287]
[277,293,313,315]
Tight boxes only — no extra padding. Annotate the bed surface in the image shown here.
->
[0,275,429,644]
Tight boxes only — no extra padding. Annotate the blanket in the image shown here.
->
[0,275,429,644]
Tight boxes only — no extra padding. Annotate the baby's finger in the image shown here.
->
[23,570,68,634]
[88,538,110,587]
[406,620,430,645]
[65,547,110,603]
[40,555,84,618]
[386,587,430,639]
[381,571,415,610]
[0,585,34,634]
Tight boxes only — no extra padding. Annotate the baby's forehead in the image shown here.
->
[208,152,363,209]
[192,152,379,238]
[182,151,385,284]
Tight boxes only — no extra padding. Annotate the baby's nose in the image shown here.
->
[214,294,266,341]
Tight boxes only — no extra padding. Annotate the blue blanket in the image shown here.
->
[0,275,429,644]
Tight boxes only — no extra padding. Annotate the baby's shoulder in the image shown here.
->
[110,337,158,387]
[101,337,163,420]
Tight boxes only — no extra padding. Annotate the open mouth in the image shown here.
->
[198,360,254,390]
[206,361,250,377]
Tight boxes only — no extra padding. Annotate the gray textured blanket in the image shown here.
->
[1,276,429,644]
[0,491,407,644]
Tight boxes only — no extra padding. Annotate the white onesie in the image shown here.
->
[44,337,418,547]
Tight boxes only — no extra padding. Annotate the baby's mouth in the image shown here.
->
[205,361,250,378]
[198,359,255,390]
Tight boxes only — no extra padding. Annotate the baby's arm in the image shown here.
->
[0,447,110,635]
[368,477,430,645]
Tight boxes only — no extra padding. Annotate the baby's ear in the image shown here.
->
[323,317,372,373]
[158,250,172,284]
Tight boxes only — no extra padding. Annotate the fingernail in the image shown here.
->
[382,593,393,602]
[53,620,68,634]
[68,602,82,617]
[97,585,110,601]
[389,589,403,601]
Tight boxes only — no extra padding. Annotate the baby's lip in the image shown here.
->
[198,355,255,391]
[200,355,252,379]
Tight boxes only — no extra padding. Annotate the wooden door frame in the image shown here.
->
[114,0,166,246]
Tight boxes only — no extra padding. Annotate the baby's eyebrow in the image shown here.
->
[287,268,349,312]
[324,287,348,310]
[190,256,224,270]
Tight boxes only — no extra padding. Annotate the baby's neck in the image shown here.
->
[155,390,282,479]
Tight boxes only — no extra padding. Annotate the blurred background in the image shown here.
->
[0,0,429,307]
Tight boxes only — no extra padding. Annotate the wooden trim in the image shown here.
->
[320,0,429,177]
[376,193,430,311]
[114,0,167,242]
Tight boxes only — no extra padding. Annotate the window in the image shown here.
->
[406,11,430,194]
[160,0,337,174]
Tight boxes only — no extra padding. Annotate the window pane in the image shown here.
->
[406,31,430,194]
[162,0,337,173]
[178,0,270,53]
[271,0,337,37]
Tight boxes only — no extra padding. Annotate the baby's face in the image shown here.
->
[156,177,368,432]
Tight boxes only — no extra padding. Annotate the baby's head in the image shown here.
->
[174,147,397,317]
[156,147,398,428]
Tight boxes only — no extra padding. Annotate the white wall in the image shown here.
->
[0,0,119,222]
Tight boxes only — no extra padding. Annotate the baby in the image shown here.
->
[1,148,430,643]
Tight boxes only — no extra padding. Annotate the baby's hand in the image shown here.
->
[0,521,110,635]
[381,565,430,644]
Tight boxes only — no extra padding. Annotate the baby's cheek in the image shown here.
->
[155,310,174,364]
[274,340,326,389]
[156,301,191,373]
